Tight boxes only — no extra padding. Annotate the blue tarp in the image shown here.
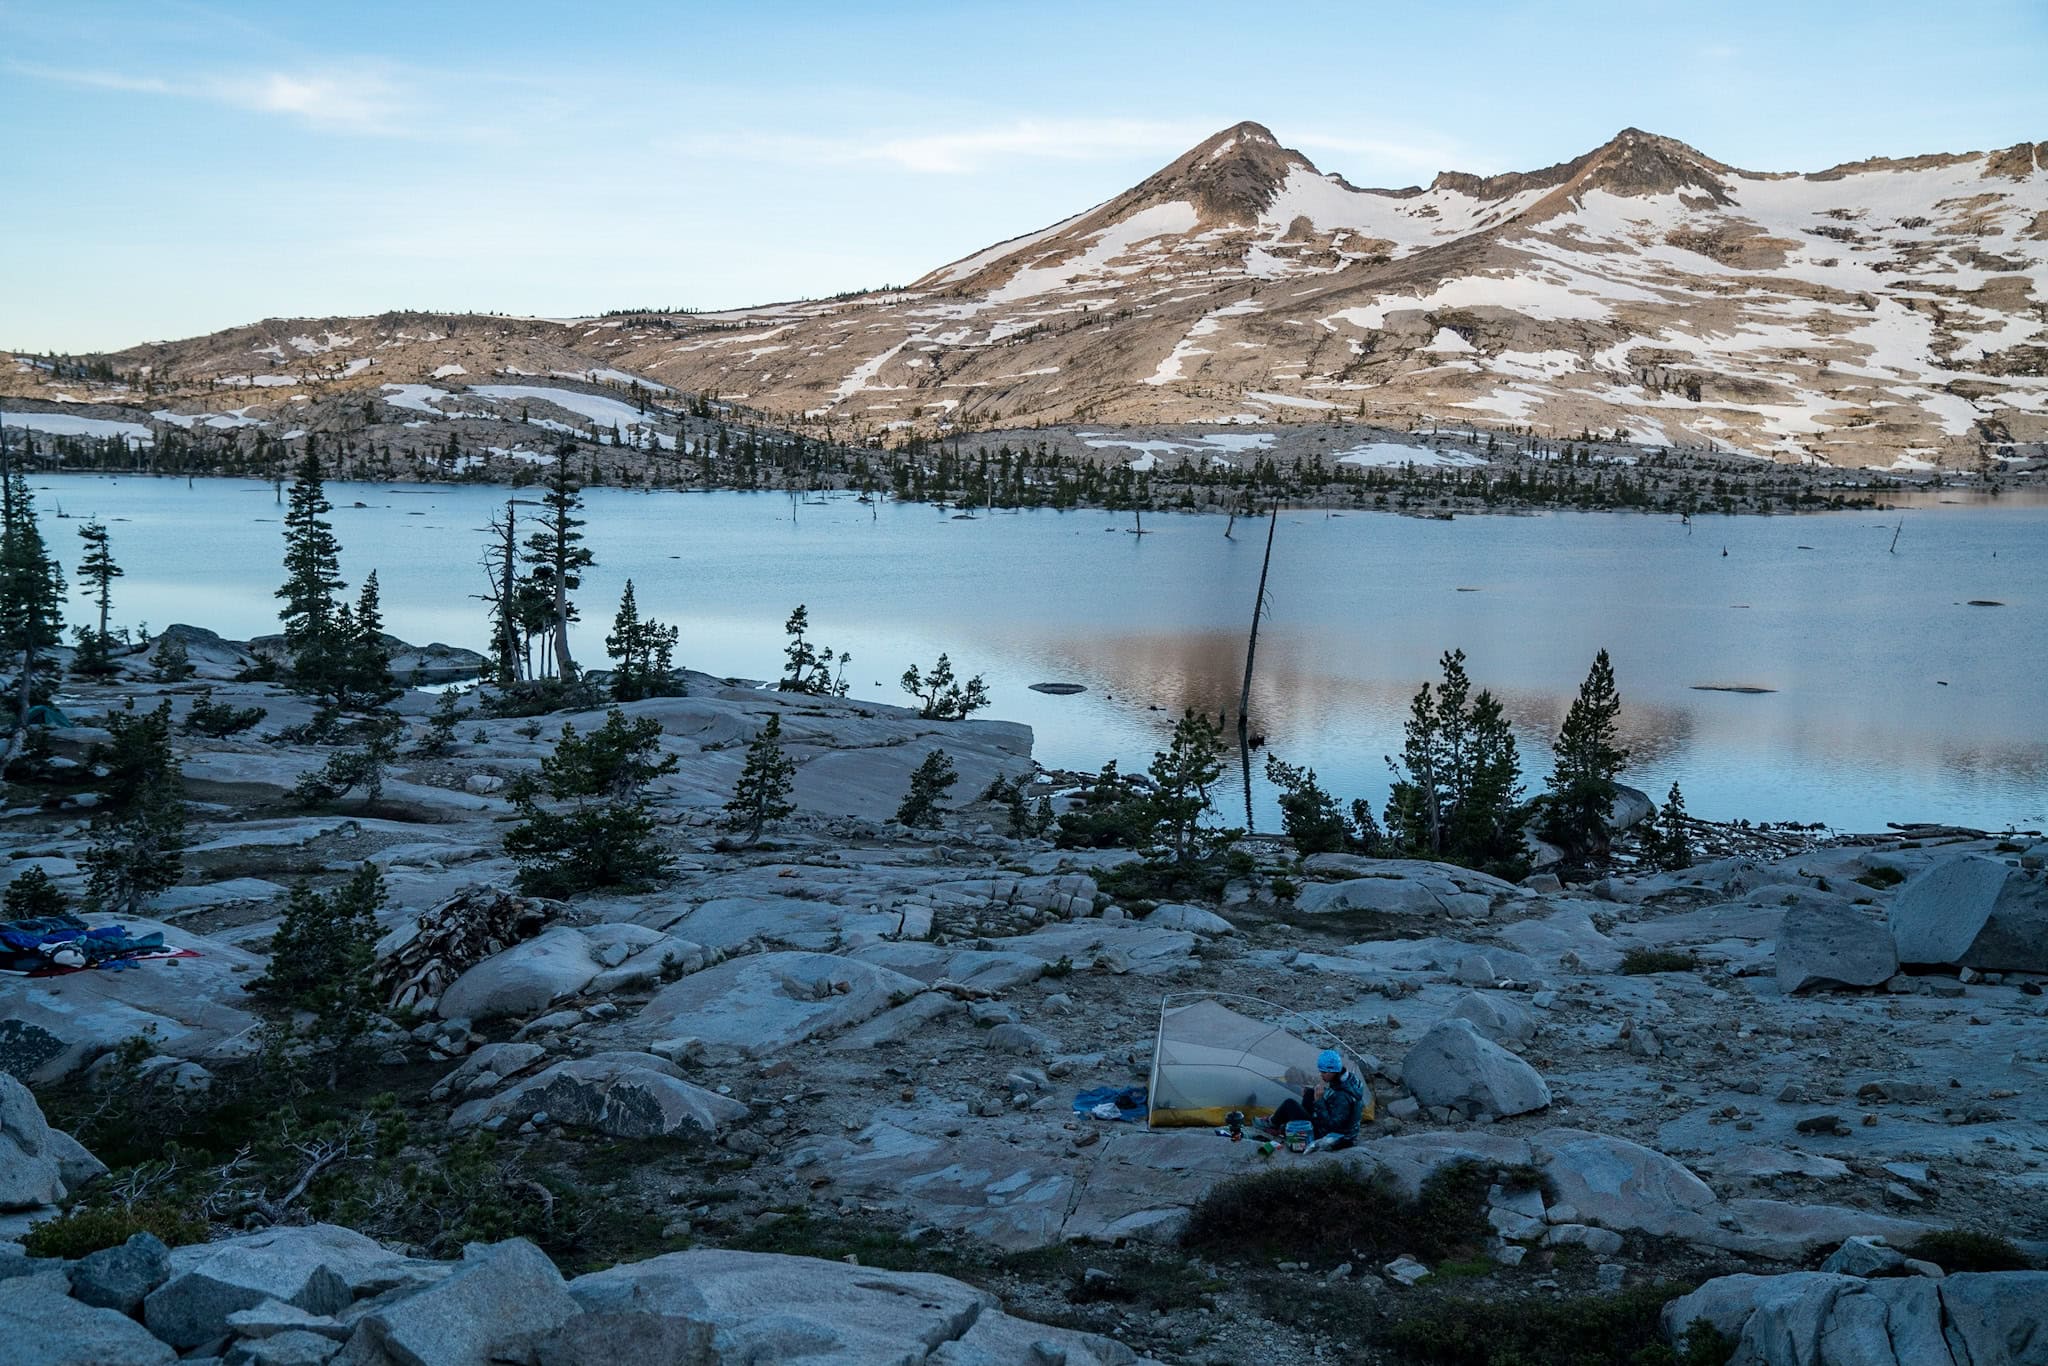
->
[1072,1085,1148,1123]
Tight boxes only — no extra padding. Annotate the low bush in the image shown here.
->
[1383,1283,1731,1365]
[1620,949,1697,975]
[1853,866,1907,890]
[1905,1228,2033,1273]
[1181,1159,1513,1267]
[22,1201,208,1259]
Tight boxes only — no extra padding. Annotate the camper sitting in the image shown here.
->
[1259,1050,1364,1150]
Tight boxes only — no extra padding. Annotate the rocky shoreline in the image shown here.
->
[3,637,2045,1365]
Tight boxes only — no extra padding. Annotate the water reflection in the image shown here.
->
[34,476,2048,832]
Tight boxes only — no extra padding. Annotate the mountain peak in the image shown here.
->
[1578,127,1733,198]
[1123,121,1316,222]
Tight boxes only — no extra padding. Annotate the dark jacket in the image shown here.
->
[1312,1070,1366,1143]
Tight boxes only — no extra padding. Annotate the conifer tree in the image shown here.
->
[71,519,123,676]
[251,863,386,1085]
[82,700,185,915]
[1649,780,1694,871]
[1541,648,1631,860]
[605,579,680,702]
[778,604,846,695]
[901,653,990,720]
[506,707,677,894]
[1149,710,1226,864]
[1264,754,1348,855]
[897,748,958,828]
[341,571,399,710]
[721,712,796,843]
[275,447,347,699]
[150,634,195,682]
[1,472,66,762]
[3,866,67,920]
[522,451,594,679]
[1383,650,1526,874]
[293,713,404,808]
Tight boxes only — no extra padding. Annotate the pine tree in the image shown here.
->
[901,653,990,720]
[342,571,399,710]
[412,688,468,756]
[1,472,66,763]
[293,713,405,808]
[605,579,680,702]
[1149,710,1226,864]
[1264,754,1348,854]
[506,707,677,894]
[522,451,594,679]
[275,448,347,699]
[896,748,958,828]
[482,499,523,686]
[3,865,66,920]
[82,701,185,915]
[1541,648,1630,860]
[251,863,386,1085]
[778,604,842,695]
[1384,650,1526,874]
[71,519,123,676]
[721,712,796,842]
[1649,780,1694,871]
[149,634,194,682]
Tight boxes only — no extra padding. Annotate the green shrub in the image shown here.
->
[1905,1229,2033,1273]
[1620,949,1697,975]
[1853,866,1907,890]
[23,1202,208,1259]
[1383,1284,1730,1366]
[1181,1160,1505,1267]
[181,688,267,738]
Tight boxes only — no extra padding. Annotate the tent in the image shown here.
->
[1146,994,1373,1128]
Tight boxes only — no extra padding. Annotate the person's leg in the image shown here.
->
[1262,1098,1308,1131]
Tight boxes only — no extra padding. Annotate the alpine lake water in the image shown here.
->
[31,474,2048,835]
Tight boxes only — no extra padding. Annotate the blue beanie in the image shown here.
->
[1317,1049,1343,1073]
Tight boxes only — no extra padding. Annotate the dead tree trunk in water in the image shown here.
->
[1237,505,1278,734]
[1236,506,1279,834]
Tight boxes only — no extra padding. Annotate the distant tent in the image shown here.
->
[1146,994,1373,1128]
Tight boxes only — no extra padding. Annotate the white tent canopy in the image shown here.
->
[1147,995,1363,1128]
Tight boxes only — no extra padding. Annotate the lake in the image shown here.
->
[28,475,2048,834]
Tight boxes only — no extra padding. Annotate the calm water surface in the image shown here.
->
[32,476,2048,833]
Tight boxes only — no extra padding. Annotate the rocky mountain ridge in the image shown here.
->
[7,123,2048,469]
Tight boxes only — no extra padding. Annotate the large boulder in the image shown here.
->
[145,1224,407,1350]
[1144,904,1235,935]
[1531,1130,1716,1238]
[1662,1269,2048,1366]
[1399,1018,1550,1118]
[0,917,263,1083]
[1889,856,2048,973]
[0,1073,69,1210]
[450,1054,748,1138]
[1295,870,1490,918]
[1775,905,1898,993]
[1939,1271,2048,1365]
[629,952,925,1060]
[70,1232,172,1314]
[345,1238,580,1366]
[0,1269,175,1364]
[1447,990,1538,1044]
[436,926,605,1021]
[566,1248,1137,1363]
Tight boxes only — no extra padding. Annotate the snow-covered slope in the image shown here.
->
[11,124,2046,466]
[627,124,2048,464]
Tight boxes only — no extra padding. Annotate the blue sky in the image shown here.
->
[5,0,2044,352]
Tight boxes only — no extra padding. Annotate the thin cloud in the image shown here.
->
[11,61,411,133]
[670,117,1217,174]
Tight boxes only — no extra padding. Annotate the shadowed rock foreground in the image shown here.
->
[3,637,2045,1364]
